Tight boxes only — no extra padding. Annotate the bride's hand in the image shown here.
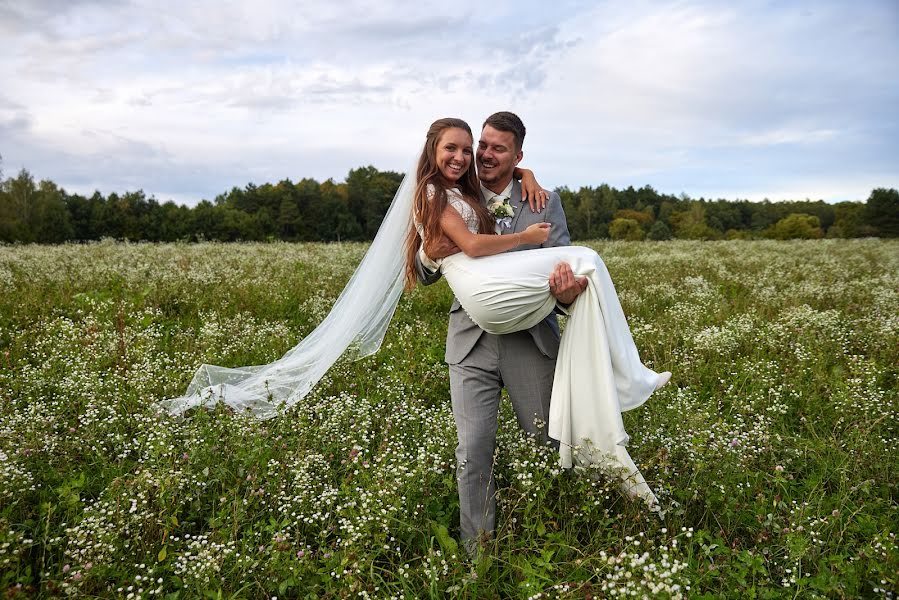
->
[515,167,550,214]
[521,222,551,246]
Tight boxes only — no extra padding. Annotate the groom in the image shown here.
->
[415,111,586,553]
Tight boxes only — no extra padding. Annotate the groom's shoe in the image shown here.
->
[654,371,672,390]
[462,537,487,568]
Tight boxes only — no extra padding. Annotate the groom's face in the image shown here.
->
[477,125,523,191]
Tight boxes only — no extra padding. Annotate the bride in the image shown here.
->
[158,117,669,508]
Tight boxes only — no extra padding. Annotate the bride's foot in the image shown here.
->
[654,371,672,390]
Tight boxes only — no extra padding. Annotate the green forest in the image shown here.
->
[1,162,897,243]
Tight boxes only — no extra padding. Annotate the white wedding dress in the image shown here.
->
[437,189,663,508]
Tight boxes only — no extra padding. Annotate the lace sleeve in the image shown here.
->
[446,188,480,233]
[423,185,479,233]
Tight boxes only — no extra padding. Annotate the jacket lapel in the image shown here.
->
[508,179,526,234]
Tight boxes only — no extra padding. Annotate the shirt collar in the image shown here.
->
[480,179,514,202]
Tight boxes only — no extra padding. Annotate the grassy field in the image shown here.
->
[0,239,897,599]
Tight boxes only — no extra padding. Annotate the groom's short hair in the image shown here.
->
[483,111,526,152]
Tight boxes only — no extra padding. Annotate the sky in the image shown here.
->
[1,0,898,206]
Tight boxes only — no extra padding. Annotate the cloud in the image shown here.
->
[0,0,896,205]
[735,127,840,147]
[518,1,899,196]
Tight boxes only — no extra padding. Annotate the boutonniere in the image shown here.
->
[487,197,514,232]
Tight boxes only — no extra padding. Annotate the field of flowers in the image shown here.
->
[0,239,897,598]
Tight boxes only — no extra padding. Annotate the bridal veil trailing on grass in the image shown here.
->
[156,158,418,419]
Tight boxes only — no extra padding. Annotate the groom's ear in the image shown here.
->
[514,149,523,166]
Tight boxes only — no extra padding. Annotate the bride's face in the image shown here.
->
[435,127,473,184]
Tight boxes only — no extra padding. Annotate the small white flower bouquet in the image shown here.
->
[488,197,514,232]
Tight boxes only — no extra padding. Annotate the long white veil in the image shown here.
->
[157,157,418,419]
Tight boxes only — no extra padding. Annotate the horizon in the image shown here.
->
[0,160,886,208]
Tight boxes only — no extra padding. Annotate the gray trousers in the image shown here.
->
[449,329,556,548]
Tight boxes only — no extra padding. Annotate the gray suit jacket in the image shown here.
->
[414,179,572,364]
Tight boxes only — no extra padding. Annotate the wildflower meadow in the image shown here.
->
[0,239,897,598]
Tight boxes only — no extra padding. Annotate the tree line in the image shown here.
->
[557,184,898,240]
[1,162,897,244]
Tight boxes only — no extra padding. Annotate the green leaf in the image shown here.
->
[429,521,458,555]
[279,578,296,595]
[158,546,168,562]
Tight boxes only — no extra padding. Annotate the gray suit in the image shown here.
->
[415,179,571,548]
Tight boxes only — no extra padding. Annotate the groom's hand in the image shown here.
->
[424,234,461,260]
[549,262,587,305]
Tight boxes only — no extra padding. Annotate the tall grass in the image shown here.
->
[0,239,896,598]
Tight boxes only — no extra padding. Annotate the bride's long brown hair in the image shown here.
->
[404,118,495,290]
